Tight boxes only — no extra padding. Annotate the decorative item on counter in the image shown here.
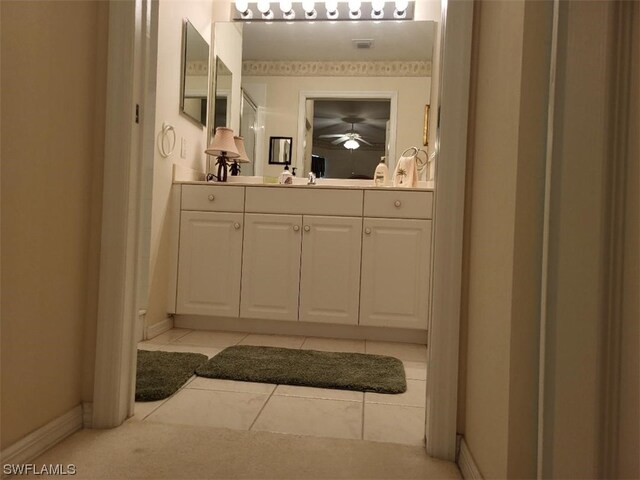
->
[393,147,428,188]
[230,136,252,176]
[278,165,294,184]
[373,156,389,187]
[205,127,239,182]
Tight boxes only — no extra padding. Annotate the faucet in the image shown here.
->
[307,172,316,185]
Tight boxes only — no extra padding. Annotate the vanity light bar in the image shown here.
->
[232,0,414,21]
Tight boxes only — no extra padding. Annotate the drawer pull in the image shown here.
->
[394,200,402,208]
[293,225,300,232]
[234,222,241,230]
[364,227,372,235]
[208,194,215,202]
[304,225,311,232]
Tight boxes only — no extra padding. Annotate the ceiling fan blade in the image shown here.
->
[358,138,374,146]
[331,137,348,145]
[318,134,347,139]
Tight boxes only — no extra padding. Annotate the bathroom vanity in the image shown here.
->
[167,180,433,333]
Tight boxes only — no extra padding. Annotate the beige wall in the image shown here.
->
[242,75,430,179]
[459,0,550,477]
[0,1,108,448]
[145,1,214,329]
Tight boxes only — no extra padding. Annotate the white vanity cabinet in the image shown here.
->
[359,191,433,329]
[240,213,303,321]
[175,185,245,316]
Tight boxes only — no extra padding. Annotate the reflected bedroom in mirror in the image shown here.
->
[222,18,437,181]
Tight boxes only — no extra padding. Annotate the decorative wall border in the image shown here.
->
[242,60,431,77]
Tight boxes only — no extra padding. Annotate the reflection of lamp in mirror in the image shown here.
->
[235,0,253,19]
[371,0,385,19]
[394,0,408,18]
[302,0,317,19]
[257,0,274,19]
[230,136,252,176]
[205,127,239,182]
[344,139,360,150]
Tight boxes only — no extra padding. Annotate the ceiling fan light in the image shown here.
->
[344,139,360,150]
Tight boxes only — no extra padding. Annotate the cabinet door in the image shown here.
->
[360,218,431,329]
[176,211,244,316]
[299,216,362,325]
[240,213,303,321]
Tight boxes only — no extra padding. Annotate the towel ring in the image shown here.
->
[401,146,419,157]
[158,123,176,158]
[415,148,429,172]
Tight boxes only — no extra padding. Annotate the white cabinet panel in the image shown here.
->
[299,216,362,325]
[360,218,431,329]
[240,214,303,321]
[176,211,244,316]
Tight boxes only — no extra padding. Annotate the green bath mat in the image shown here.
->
[195,345,407,394]
[136,350,208,401]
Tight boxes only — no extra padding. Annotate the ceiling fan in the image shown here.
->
[318,123,373,150]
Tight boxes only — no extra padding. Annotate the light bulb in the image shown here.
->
[257,0,271,13]
[371,0,385,12]
[280,0,293,13]
[302,0,315,12]
[235,0,249,13]
[325,0,338,13]
[395,0,408,12]
[344,139,360,150]
[348,0,361,12]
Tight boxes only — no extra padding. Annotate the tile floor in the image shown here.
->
[135,328,428,446]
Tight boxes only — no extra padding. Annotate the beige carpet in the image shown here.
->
[26,420,461,479]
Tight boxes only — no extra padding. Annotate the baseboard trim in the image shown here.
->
[458,437,483,479]
[174,314,428,344]
[146,316,174,340]
[82,402,93,428]
[0,405,82,466]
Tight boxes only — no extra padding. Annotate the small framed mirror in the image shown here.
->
[269,137,293,165]
[213,57,233,130]
[180,20,209,127]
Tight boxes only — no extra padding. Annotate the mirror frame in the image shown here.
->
[268,136,293,165]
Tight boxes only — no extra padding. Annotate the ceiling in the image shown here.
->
[242,21,436,62]
[312,99,390,149]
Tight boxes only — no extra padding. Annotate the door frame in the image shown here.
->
[92,0,473,462]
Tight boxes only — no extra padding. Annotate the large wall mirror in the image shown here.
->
[213,57,233,130]
[181,20,209,127]
[222,20,436,179]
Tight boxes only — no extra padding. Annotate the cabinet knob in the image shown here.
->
[208,194,215,201]
[293,225,300,232]
[394,200,402,208]
[304,225,311,232]
[365,227,372,235]
[234,222,241,230]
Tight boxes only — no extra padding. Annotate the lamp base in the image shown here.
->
[230,160,241,176]
[216,157,228,182]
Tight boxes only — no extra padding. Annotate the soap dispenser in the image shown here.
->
[278,165,294,184]
[374,156,389,187]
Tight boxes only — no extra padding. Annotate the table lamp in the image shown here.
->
[230,136,252,176]
[205,127,239,182]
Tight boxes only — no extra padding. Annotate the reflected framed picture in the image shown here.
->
[423,104,430,147]
[268,136,293,165]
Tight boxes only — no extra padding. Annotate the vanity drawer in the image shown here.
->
[181,185,245,212]
[245,187,363,216]
[364,190,433,219]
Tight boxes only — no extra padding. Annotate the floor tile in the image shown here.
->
[152,344,222,358]
[363,403,426,446]
[274,384,363,402]
[365,340,427,363]
[146,328,192,344]
[171,330,247,348]
[301,337,366,353]
[238,334,305,349]
[187,377,276,395]
[403,360,427,381]
[131,400,166,421]
[145,389,269,430]
[137,341,160,351]
[365,379,426,407]
[252,396,362,440]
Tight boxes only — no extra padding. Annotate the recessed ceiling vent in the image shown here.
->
[352,39,374,50]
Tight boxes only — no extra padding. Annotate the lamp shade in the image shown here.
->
[233,136,252,163]
[205,127,240,158]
